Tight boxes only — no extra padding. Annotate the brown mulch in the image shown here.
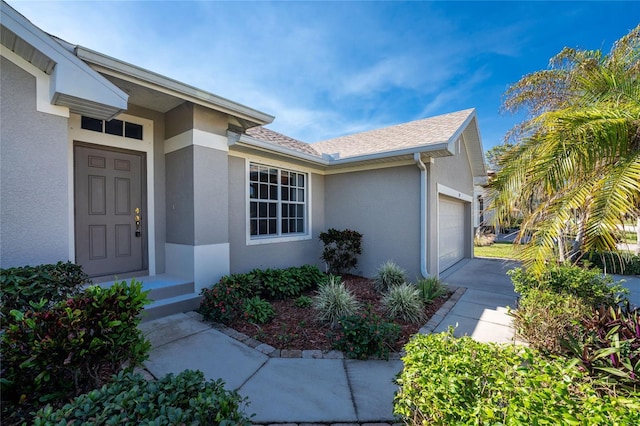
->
[229,275,451,352]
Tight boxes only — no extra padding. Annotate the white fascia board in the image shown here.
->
[328,142,452,165]
[1,2,127,118]
[453,110,487,178]
[76,46,275,126]
[229,131,455,169]
[442,108,478,158]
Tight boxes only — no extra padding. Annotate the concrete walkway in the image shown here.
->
[138,258,638,424]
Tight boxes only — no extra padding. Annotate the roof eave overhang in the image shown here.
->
[1,2,127,120]
[76,46,275,127]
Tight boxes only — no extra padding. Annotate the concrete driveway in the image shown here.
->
[434,258,521,343]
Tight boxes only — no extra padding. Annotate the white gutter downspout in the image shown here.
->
[414,153,431,278]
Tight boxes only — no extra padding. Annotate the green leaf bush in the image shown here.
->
[415,276,447,303]
[373,260,406,293]
[395,330,640,425]
[198,266,325,324]
[32,370,252,425]
[319,228,363,274]
[254,264,324,300]
[381,283,426,324]
[294,295,312,308]
[1,280,150,425]
[242,296,275,324]
[333,309,400,360]
[0,261,89,316]
[198,274,253,324]
[586,250,640,275]
[508,263,627,307]
[510,288,589,354]
[312,275,361,328]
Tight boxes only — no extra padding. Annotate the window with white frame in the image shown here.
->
[249,163,307,238]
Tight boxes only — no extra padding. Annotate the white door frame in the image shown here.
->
[68,113,156,275]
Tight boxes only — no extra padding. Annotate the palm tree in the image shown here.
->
[488,25,640,274]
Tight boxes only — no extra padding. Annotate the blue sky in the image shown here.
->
[7,1,639,152]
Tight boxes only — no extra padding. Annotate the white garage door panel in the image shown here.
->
[439,196,465,272]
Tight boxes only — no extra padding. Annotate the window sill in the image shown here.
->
[246,233,312,246]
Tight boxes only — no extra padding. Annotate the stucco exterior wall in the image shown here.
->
[228,155,325,273]
[165,147,195,244]
[324,165,422,279]
[0,57,70,268]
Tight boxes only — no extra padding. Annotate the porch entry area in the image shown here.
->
[74,143,147,278]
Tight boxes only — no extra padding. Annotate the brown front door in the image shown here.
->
[74,144,146,277]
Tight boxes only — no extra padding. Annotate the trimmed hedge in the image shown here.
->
[395,330,640,424]
[33,370,252,425]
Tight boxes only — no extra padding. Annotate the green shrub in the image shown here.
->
[295,295,313,308]
[395,329,640,425]
[333,309,401,360]
[253,265,324,300]
[199,266,325,322]
[32,370,252,425]
[565,301,640,388]
[508,263,627,307]
[313,275,361,327]
[373,261,406,292]
[1,280,150,425]
[242,296,275,324]
[511,288,589,355]
[319,228,363,274]
[586,251,640,275]
[198,275,252,324]
[416,276,447,303]
[381,283,426,324]
[0,261,89,316]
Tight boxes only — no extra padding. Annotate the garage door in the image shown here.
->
[439,195,466,272]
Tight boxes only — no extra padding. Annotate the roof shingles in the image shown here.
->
[244,108,475,160]
[312,108,474,159]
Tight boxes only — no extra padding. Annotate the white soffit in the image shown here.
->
[1,1,128,119]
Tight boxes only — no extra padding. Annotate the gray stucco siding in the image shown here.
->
[1,58,70,268]
[324,165,422,279]
[193,145,229,245]
[165,147,195,244]
[432,139,474,195]
[227,155,325,274]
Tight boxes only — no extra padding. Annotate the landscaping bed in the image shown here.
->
[226,274,451,352]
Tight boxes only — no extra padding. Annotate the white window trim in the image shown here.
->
[245,159,313,246]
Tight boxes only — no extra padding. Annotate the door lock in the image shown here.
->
[135,208,141,237]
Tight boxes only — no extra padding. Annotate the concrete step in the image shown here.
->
[142,293,202,322]
[146,280,194,301]
[96,274,201,321]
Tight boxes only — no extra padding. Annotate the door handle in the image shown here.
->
[135,207,141,237]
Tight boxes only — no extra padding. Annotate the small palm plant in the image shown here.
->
[382,283,426,324]
[416,276,447,303]
[313,275,361,328]
[374,261,406,293]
